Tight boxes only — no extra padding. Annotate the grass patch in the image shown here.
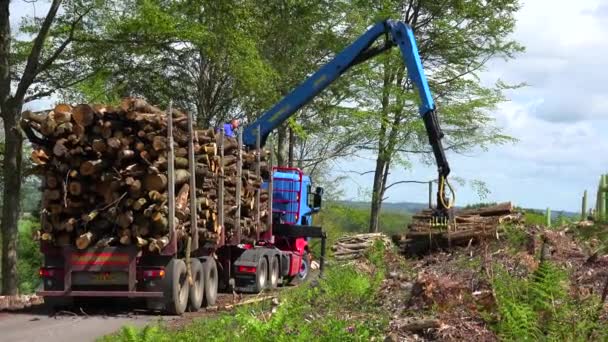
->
[100,243,389,342]
[18,219,43,294]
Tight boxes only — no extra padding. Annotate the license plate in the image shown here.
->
[93,272,114,282]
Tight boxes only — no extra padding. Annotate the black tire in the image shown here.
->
[269,256,279,289]
[188,258,204,312]
[162,258,189,315]
[285,251,311,285]
[253,257,269,293]
[202,258,218,307]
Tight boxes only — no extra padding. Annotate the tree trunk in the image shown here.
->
[276,125,287,166]
[288,126,295,167]
[1,105,23,295]
[369,157,386,233]
[369,60,393,233]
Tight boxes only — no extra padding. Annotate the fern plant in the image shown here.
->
[492,260,608,341]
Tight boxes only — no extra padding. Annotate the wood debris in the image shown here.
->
[331,233,393,260]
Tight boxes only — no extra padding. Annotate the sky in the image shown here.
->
[9,0,608,212]
[333,0,608,212]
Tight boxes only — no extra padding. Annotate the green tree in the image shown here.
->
[0,0,102,294]
[338,0,523,232]
[70,0,359,178]
[68,0,276,128]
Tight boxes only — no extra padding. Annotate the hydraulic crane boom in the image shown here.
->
[242,19,453,216]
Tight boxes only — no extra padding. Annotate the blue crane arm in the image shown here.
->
[243,19,452,214]
[242,20,435,146]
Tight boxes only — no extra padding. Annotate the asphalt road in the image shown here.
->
[0,267,319,342]
[0,299,173,342]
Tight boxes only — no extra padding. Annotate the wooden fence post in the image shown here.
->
[601,175,607,221]
[582,190,587,221]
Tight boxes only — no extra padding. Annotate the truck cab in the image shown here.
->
[270,167,323,227]
[255,166,324,285]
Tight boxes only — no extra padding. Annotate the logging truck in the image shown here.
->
[36,109,327,314]
[34,18,453,315]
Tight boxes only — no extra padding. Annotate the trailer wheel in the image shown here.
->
[163,258,189,315]
[253,257,268,293]
[269,256,279,289]
[188,258,204,312]
[202,258,218,307]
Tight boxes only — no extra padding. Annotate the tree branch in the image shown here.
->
[37,6,92,74]
[384,179,435,192]
[14,0,62,103]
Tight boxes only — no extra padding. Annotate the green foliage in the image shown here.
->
[491,261,607,341]
[101,245,389,342]
[522,210,547,226]
[100,325,166,342]
[17,219,42,294]
[501,224,528,251]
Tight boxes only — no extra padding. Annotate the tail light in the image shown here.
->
[39,268,57,278]
[143,269,165,279]
[238,266,257,274]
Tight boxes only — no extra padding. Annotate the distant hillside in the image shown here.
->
[336,201,427,215]
[337,200,579,218]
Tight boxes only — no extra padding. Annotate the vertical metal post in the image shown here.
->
[218,129,225,246]
[235,130,243,243]
[319,232,327,277]
[267,141,273,239]
[255,127,261,241]
[167,101,176,241]
[188,110,198,251]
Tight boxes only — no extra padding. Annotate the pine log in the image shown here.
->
[53,104,72,124]
[457,202,513,217]
[144,173,168,192]
[149,235,170,253]
[175,169,190,186]
[80,159,104,176]
[68,181,82,196]
[72,104,95,127]
[53,138,69,157]
[76,231,95,250]
[176,184,190,214]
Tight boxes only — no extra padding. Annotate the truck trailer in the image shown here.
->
[36,114,327,314]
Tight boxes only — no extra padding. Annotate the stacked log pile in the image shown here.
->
[21,98,270,251]
[393,202,522,254]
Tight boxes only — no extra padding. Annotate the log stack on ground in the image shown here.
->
[393,202,523,255]
[21,98,270,251]
[331,233,393,260]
